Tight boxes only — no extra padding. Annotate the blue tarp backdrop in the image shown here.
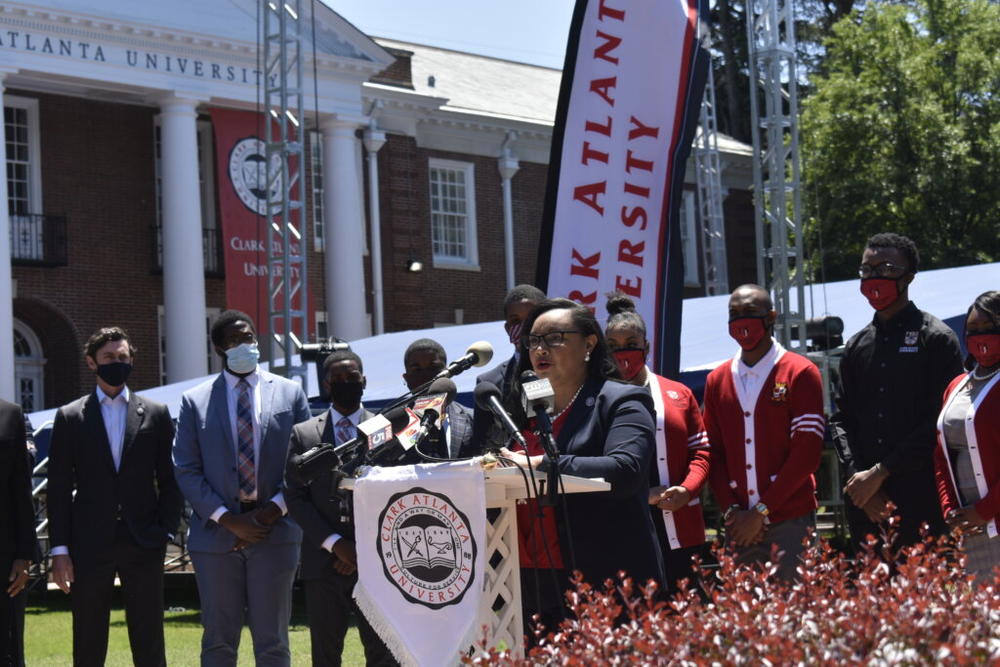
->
[28,262,998,433]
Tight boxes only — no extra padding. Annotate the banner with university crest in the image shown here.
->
[353,461,486,666]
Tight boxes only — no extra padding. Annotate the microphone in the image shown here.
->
[434,341,494,380]
[364,406,418,465]
[520,370,560,506]
[399,378,458,454]
[474,381,527,450]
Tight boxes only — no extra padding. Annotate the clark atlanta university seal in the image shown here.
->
[227,136,282,215]
[377,487,477,609]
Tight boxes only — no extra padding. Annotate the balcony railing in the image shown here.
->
[10,214,68,267]
[153,224,224,277]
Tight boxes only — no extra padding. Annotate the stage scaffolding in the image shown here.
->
[262,0,309,383]
[695,61,729,297]
[746,0,807,350]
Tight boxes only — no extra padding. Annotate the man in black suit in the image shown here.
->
[1,399,35,664]
[471,284,546,451]
[47,327,183,667]
[402,338,474,459]
[285,350,395,666]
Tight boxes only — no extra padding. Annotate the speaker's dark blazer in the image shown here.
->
[538,377,664,587]
[47,391,183,569]
[284,409,374,580]
[0,399,36,564]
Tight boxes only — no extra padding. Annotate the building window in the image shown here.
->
[153,119,221,274]
[158,306,222,384]
[679,190,700,287]
[13,319,45,412]
[315,311,327,341]
[309,130,324,252]
[6,97,43,261]
[428,158,478,268]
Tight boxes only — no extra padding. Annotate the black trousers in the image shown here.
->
[846,467,946,553]
[0,554,24,667]
[70,523,166,667]
[303,569,396,667]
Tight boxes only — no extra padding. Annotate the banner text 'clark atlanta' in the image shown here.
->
[538,0,708,376]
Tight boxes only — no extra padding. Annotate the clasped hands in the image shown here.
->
[222,501,283,551]
[844,463,892,523]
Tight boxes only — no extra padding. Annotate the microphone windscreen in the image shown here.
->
[473,381,502,410]
[427,377,458,403]
[381,405,415,432]
[466,341,494,367]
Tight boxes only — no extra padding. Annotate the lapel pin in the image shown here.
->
[585,396,595,407]
[137,406,145,416]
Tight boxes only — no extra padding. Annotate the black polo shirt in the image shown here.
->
[831,301,963,476]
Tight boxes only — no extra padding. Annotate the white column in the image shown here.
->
[322,117,370,341]
[498,153,520,292]
[363,127,386,335]
[159,95,208,382]
[0,71,16,402]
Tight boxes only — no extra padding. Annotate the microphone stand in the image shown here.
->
[531,403,561,507]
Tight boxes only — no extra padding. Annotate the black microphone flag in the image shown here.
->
[536,0,709,379]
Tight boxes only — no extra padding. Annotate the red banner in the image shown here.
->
[210,108,314,338]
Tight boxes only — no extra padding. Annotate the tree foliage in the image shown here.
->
[802,0,1000,280]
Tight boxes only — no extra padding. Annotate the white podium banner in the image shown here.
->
[353,460,486,666]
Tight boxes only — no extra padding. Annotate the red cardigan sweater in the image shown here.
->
[934,371,1000,538]
[648,372,711,549]
[704,344,825,524]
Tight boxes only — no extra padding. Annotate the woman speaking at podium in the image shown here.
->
[502,298,664,630]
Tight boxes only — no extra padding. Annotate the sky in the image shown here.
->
[324,0,575,69]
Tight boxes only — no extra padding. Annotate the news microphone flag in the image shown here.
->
[536,0,709,378]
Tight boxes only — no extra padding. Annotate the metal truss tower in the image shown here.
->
[695,61,729,296]
[746,0,807,349]
[263,0,308,383]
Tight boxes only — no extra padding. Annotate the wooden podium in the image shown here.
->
[342,465,610,659]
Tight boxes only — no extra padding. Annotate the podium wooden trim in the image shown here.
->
[340,465,610,660]
[478,467,610,657]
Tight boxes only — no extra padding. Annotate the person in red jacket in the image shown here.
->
[934,290,1000,583]
[704,284,825,580]
[604,293,711,593]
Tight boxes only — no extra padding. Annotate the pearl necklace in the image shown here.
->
[552,383,585,422]
[972,364,1000,381]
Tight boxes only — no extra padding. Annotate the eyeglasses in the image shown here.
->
[522,330,584,349]
[858,262,906,279]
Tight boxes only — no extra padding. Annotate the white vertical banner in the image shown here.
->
[538,0,708,377]
[353,461,486,667]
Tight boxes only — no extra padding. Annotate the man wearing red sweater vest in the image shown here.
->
[704,285,826,579]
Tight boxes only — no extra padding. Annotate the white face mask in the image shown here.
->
[225,342,260,374]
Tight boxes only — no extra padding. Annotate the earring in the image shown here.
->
[585,351,591,362]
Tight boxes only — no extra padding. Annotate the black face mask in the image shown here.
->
[96,362,132,388]
[328,381,364,409]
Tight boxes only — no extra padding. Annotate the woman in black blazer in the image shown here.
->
[503,299,664,628]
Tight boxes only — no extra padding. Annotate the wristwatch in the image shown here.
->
[753,502,770,517]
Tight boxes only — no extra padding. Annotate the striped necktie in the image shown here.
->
[335,416,355,446]
[236,378,256,500]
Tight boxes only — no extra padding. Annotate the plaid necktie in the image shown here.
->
[335,416,355,446]
[236,379,255,500]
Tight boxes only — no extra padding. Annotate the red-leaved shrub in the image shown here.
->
[467,521,1000,665]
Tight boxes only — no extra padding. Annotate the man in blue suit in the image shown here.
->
[173,310,311,667]
[401,338,474,458]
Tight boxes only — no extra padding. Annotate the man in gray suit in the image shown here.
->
[285,349,395,666]
[173,310,311,667]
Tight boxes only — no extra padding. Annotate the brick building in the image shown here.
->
[1,1,753,412]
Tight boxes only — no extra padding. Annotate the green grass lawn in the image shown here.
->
[23,586,365,666]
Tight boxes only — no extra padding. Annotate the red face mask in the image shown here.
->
[967,333,1000,368]
[612,348,646,380]
[860,278,900,311]
[506,321,523,347]
[728,317,768,351]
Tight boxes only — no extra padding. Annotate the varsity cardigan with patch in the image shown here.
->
[703,343,825,524]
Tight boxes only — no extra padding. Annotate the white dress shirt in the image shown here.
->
[736,339,780,398]
[210,368,287,523]
[51,385,131,557]
[321,405,365,552]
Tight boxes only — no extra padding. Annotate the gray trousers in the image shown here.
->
[191,541,299,667]
[729,512,815,581]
